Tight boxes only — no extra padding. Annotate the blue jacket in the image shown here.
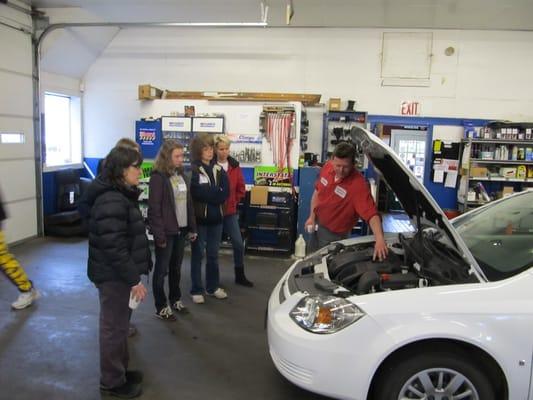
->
[190,160,229,225]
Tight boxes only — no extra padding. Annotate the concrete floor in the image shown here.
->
[0,237,333,400]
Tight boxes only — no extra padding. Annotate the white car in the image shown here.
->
[267,126,533,400]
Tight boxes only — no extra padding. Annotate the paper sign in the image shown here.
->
[445,171,458,188]
[433,170,444,183]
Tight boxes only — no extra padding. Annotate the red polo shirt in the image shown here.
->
[314,161,378,234]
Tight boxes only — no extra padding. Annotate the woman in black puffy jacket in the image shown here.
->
[85,146,149,399]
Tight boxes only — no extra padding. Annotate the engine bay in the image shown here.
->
[326,228,476,295]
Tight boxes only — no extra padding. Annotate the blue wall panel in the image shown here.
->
[368,115,490,211]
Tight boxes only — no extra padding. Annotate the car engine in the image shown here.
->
[326,229,475,295]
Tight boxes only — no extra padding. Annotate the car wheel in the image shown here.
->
[373,351,496,400]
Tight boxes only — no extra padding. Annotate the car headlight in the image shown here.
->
[289,295,365,334]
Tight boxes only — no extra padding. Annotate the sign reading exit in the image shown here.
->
[400,101,421,116]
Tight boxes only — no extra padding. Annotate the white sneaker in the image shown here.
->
[207,288,228,300]
[155,305,176,321]
[172,300,189,314]
[191,294,205,304]
[11,288,40,310]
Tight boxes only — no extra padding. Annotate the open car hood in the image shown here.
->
[350,126,483,279]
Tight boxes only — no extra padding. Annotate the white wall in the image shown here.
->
[41,71,82,98]
[82,27,533,158]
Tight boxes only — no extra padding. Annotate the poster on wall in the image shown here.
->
[227,133,262,164]
[254,166,293,187]
[138,127,157,146]
[135,120,162,158]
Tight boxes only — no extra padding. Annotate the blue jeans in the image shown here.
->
[223,214,244,269]
[190,223,223,295]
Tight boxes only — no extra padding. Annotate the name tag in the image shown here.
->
[199,175,209,184]
[320,177,328,186]
[334,185,347,199]
[178,183,187,192]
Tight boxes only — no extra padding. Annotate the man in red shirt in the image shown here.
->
[305,143,388,261]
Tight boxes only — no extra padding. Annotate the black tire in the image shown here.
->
[372,351,496,400]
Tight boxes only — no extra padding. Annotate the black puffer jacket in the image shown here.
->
[85,177,150,286]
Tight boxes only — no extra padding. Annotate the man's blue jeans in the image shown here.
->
[223,214,244,269]
[190,223,223,295]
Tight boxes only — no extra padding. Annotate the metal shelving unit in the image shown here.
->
[460,131,533,212]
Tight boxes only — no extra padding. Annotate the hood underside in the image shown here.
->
[350,126,458,248]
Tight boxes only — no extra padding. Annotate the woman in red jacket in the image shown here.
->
[214,135,253,287]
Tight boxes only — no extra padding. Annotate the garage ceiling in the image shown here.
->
[26,0,533,79]
[30,0,533,31]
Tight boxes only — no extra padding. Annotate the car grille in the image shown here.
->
[271,350,313,385]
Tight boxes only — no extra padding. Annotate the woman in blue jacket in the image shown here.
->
[189,133,229,304]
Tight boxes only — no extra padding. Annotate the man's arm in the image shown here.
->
[368,215,388,261]
[305,189,318,231]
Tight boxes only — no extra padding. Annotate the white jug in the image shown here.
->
[294,234,306,258]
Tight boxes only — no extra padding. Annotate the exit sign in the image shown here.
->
[400,101,421,116]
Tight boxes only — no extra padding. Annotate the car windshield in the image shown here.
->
[453,191,533,281]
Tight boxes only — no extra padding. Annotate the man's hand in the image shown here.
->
[304,216,315,233]
[188,233,198,242]
[155,238,167,248]
[373,238,389,261]
[131,282,147,302]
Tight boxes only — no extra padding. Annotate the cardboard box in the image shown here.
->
[502,186,514,198]
[500,167,517,178]
[470,167,488,177]
[250,186,268,205]
[329,98,341,111]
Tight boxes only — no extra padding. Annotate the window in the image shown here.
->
[0,132,25,143]
[44,92,82,169]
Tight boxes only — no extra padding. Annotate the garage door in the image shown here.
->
[0,2,38,243]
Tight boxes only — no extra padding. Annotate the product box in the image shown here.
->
[517,165,527,179]
[502,186,514,198]
[499,167,517,178]
[250,186,268,205]
[329,98,341,111]
[526,147,533,161]
[470,166,488,177]
[528,166,533,179]
[480,151,493,160]
[268,191,292,206]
